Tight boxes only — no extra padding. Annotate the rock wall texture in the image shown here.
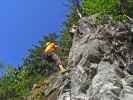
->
[58,15,133,100]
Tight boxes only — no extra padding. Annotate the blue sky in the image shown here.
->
[0,0,70,74]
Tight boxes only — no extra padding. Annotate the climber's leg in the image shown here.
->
[51,53,66,73]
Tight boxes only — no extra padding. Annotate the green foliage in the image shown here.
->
[55,1,79,65]
[58,16,74,57]
[57,2,78,64]
[82,0,119,16]
[81,0,133,21]
[127,0,133,16]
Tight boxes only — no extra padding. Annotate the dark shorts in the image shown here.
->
[45,52,62,65]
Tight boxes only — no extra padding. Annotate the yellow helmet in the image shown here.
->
[46,42,51,46]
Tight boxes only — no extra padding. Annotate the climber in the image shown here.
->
[42,41,66,73]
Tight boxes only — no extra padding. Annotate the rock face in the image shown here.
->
[58,15,133,100]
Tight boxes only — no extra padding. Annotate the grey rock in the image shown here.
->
[120,77,133,100]
[88,61,122,100]
[57,15,133,100]
[127,63,133,75]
